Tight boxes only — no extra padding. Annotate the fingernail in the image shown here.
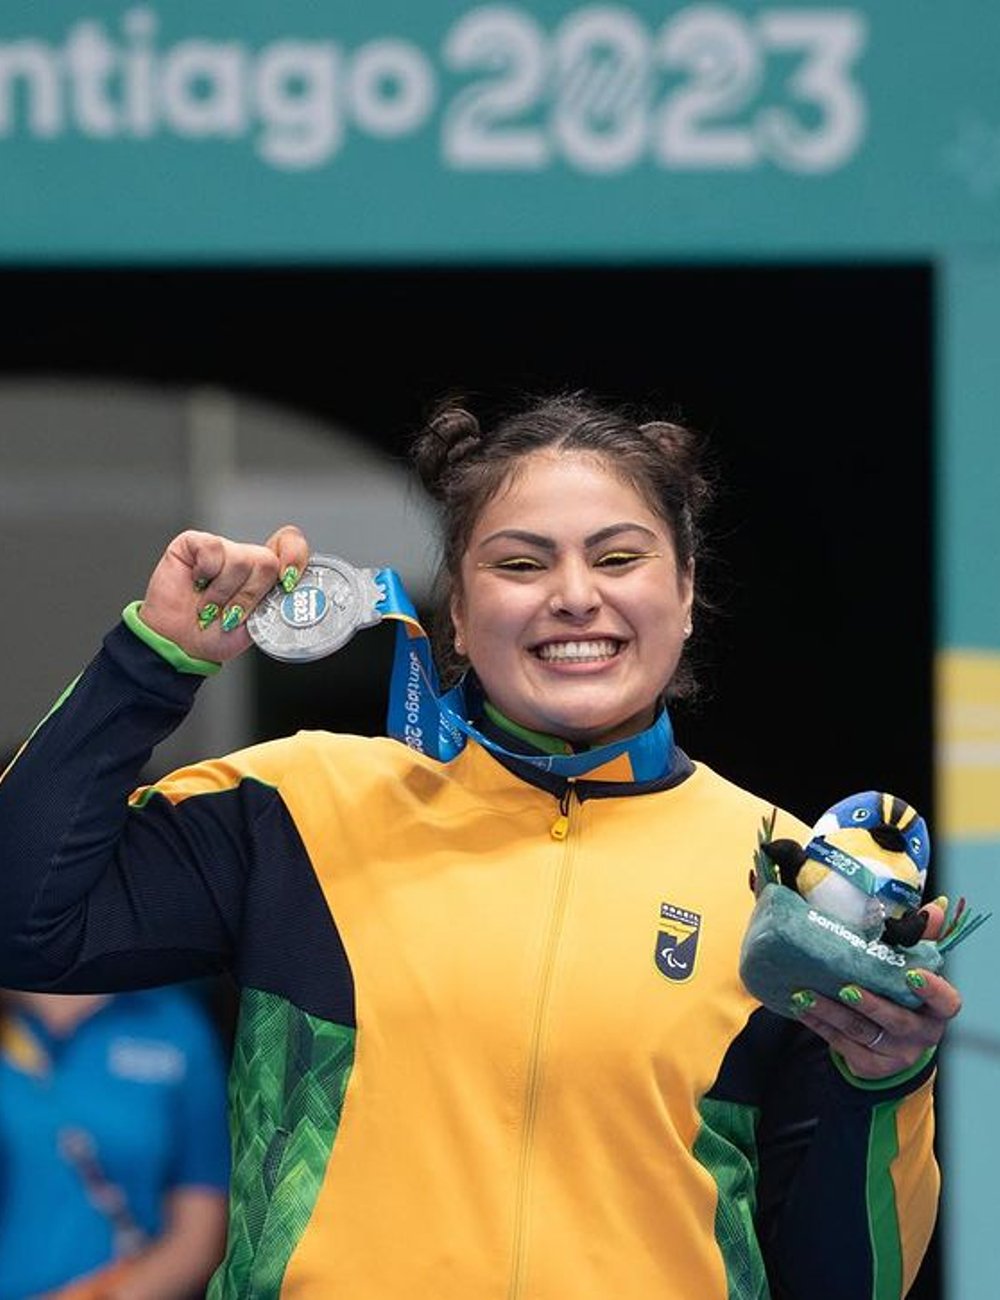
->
[905,970,927,991]
[193,576,210,592]
[281,566,300,593]
[197,603,220,628]
[790,990,816,1011]
[933,895,949,910]
[221,604,244,632]
[838,985,863,1006]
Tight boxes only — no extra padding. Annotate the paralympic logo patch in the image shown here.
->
[655,902,701,983]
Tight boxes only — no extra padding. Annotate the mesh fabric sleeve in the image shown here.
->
[0,623,262,990]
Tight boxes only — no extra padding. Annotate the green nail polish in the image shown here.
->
[838,985,863,1006]
[905,970,927,990]
[193,576,210,592]
[197,603,220,628]
[281,566,300,593]
[790,990,816,1011]
[221,605,244,632]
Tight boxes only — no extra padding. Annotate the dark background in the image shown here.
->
[0,262,938,1296]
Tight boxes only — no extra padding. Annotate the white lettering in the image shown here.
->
[401,650,426,751]
[66,22,119,137]
[161,40,245,137]
[349,39,434,138]
[123,7,157,136]
[0,41,61,136]
[0,5,868,176]
[806,909,907,966]
[255,41,341,168]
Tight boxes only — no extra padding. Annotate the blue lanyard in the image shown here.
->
[375,568,674,782]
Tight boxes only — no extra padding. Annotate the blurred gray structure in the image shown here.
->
[0,379,437,770]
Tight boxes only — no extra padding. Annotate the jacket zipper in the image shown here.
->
[508,780,578,1299]
[550,783,573,842]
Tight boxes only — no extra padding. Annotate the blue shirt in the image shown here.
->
[0,986,230,1299]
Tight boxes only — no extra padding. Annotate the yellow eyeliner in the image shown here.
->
[475,549,662,573]
[476,559,544,570]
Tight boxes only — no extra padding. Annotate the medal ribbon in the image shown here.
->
[374,568,674,781]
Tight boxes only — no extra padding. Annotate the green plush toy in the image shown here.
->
[739,791,990,1016]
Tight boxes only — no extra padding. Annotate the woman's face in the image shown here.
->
[451,450,694,746]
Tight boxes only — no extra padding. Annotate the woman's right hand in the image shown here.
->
[138,525,311,663]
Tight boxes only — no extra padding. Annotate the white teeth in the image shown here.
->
[535,639,621,662]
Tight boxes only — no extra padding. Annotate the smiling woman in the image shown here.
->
[451,450,693,745]
[0,390,958,1300]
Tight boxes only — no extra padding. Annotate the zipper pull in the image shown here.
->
[551,782,574,840]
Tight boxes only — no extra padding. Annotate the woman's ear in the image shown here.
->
[450,593,466,656]
[681,559,695,624]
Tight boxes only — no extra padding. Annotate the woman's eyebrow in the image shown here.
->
[584,523,659,547]
[479,529,556,550]
[478,523,659,549]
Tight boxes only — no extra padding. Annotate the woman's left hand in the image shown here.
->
[794,902,963,1080]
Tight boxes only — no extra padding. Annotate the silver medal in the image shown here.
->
[247,554,384,662]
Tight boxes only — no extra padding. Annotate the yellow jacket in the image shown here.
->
[0,624,940,1299]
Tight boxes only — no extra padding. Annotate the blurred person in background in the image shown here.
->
[0,392,960,1299]
[0,984,229,1300]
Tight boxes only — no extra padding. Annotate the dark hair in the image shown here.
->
[411,392,714,697]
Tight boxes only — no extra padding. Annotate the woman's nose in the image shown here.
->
[548,560,601,618]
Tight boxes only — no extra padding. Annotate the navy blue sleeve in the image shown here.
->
[0,624,249,990]
[705,1006,937,1300]
[753,1015,937,1300]
[0,624,356,1029]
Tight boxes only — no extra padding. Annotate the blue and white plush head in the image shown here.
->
[798,791,930,935]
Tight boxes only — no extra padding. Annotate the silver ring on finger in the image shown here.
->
[866,1026,886,1049]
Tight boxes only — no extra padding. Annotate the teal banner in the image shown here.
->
[1,1,998,260]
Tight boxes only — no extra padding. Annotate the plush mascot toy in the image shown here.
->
[739,790,990,1017]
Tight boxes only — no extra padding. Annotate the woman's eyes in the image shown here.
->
[487,551,650,573]
[490,557,546,572]
[595,551,648,567]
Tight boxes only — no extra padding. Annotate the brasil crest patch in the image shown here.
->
[655,902,701,983]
